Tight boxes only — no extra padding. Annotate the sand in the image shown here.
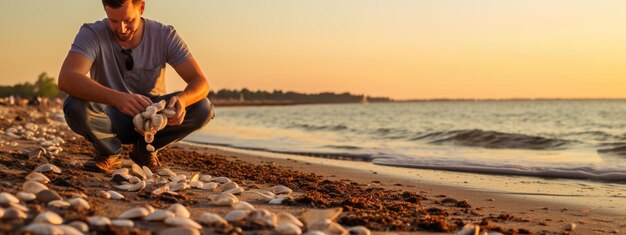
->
[0,104,624,234]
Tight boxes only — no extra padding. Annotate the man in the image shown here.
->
[58,0,214,172]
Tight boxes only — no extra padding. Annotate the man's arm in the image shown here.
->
[58,52,151,116]
[166,57,209,125]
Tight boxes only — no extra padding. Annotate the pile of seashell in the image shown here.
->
[0,160,373,235]
[132,100,176,152]
[4,123,67,161]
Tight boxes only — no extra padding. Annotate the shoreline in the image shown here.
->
[0,104,624,234]
[180,141,626,216]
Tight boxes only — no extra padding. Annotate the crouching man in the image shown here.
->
[58,0,214,172]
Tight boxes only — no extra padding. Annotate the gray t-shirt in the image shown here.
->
[70,18,191,97]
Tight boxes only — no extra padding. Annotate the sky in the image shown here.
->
[1,0,625,100]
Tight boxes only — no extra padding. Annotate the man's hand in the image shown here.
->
[167,95,187,126]
[112,93,152,116]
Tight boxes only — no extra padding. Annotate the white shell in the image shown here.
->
[152,100,167,111]
[224,187,244,195]
[112,168,129,176]
[164,217,202,229]
[16,192,36,202]
[141,106,157,119]
[347,226,371,235]
[224,210,250,223]
[199,175,212,182]
[189,172,200,182]
[118,207,149,219]
[208,192,239,206]
[157,168,177,177]
[58,224,85,235]
[232,201,255,210]
[87,216,111,227]
[169,183,189,192]
[115,180,146,192]
[68,197,91,210]
[145,209,175,221]
[34,164,62,174]
[189,181,204,189]
[23,180,49,194]
[25,172,51,184]
[111,219,135,228]
[277,212,304,227]
[133,114,145,133]
[48,200,70,208]
[170,175,187,183]
[146,144,155,152]
[142,166,153,178]
[168,203,190,218]
[210,176,231,183]
[250,191,275,201]
[302,208,343,228]
[565,223,576,231]
[97,191,111,199]
[3,207,28,219]
[162,108,176,118]
[33,211,64,224]
[197,212,227,227]
[0,192,19,205]
[128,176,141,184]
[269,185,293,195]
[218,182,238,192]
[152,185,170,195]
[23,224,63,235]
[67,221,89,233]
[276,223,302,235]
[202,182,218,190]
[144,132,155,144]
[108,190,125,200]
[131,164,147,180]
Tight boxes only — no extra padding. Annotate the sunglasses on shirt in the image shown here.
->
[121,49,134,71]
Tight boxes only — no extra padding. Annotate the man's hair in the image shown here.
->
[102,0,142,8]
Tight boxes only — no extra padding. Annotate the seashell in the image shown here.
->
[164,217,202,229]
[57,224,85,235]
[48,200,70,208]
[157,168,177,177]
[133,114,145,133]
[170,175,187,183]
[108,190,125,200]
[111,219,134,228]
[564,223,576,231]
[208,192,239,206]
[118,207,149,219]
[26,172,51,184]
[189,181,204,189]
[168,203,191,218]
[347,226,371,235]
[0,192,19,205]
[199,175,212,182]
[16,192,36,202]
[302,208,343,228]
[151,114,165,131]
[269,185,293,195]
[224,187,244,195]
[457,224,479,235]
[87,216,111,227]
[159,226,201,235]
[23,181,49,194]
[128,176,141,184]
[111,173,131,184]
[269,196,292,205]
[57,225,84,235]
[36,190,63,203]
[202,182,218,190]
[47,146,61,155]
[218,182,238,192]
[158,113,169,130]
[325,221,348,235]
[210,176,231,183]
[277,212,304,227]
[197,212,228,227]
[34,163,61,174]
[307,219,339,233]
[169,183,189,192]
[247,209,277,228]
[224,210,250,223]
[68,197,91,211]
[131,164,147,179]
[144,119,153,132]
[67,221,89,233]
[142,166,153,178]
[10,202,29,212]
[146,144,155,152]
[188,172,200,182]
[3,207,28,220]
[152,100,167,111]
[250,191,275,201]
[276,223,302,235]
[97,191,110,199]
[162,108,176,118]
[141,105,157,119]
[115,180,146,192]
[33,211,64,224]
[145,209,175,221]
[232,201,255,210]
[112,168,129,176]
[23,223,63,235]
[144,132,155,144]
[28,146,47,161]
[145,205,156,213]
[152,185,170,195]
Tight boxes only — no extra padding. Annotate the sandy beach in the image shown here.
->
[0,104,624,234]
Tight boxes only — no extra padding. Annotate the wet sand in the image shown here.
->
[0,105,624,234]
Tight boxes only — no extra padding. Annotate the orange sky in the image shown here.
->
[1,1,625,100]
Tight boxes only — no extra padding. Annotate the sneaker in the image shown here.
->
[146,155,164,170]
[129,148,165,171]
[84,155,122,173]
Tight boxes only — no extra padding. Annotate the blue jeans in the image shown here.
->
[63,92,214,160]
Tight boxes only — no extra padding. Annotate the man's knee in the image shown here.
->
[186,98,214,130]
[63,96,90,131]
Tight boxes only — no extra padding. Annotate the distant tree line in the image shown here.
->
[209,88,392,103]
[0,73,61,98]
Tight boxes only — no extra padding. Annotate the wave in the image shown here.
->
[410,129,571,150]
[597,142,626,156]
[288,123,349,131]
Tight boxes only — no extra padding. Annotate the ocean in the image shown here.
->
[186,100,626,182]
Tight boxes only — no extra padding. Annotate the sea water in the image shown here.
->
[186,100,626,182]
